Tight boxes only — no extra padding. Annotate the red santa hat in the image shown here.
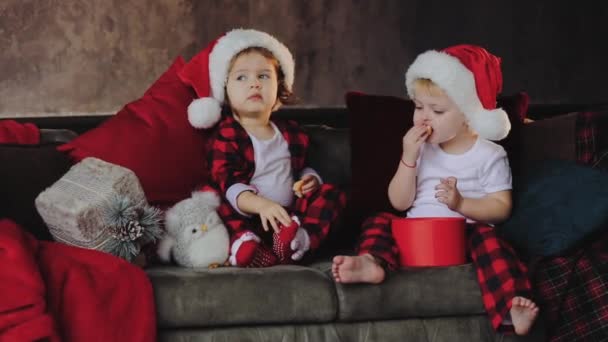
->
[178,29,295,129]
[405,44,510,141]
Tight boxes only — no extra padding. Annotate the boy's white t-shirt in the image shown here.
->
[406,138,512,221]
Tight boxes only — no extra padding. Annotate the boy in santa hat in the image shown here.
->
[331,44,539,335]
[179,29,346,268]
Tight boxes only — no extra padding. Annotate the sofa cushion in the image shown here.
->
[346,91,529,226]
[521,110,608,168]
[57,57,212,207]
[334,263,485,321]
[0,144,72,240]
[147,265,337,328]
[520,113,578,166]
[499,159,608,257]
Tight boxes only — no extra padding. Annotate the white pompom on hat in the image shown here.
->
[405,44,511,141]
[178,29,295,129]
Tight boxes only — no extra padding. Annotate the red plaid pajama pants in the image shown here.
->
[217,183,346,257]
[357,212,532,333]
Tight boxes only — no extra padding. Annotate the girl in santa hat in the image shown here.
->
[179,29,346,268]
[331,44,538,336]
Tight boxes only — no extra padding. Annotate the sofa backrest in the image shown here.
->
[304,125,351,188]
[14,108,354,189]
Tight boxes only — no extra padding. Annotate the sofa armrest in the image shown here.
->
[0,144,72,240]
[39,128,78,144]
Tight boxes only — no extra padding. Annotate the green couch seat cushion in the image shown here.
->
[334,263,486,321]
[147,265,337,328]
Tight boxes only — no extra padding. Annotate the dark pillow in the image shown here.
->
[346,92,413,224]
[57,57,212,208]
[499,159,608,257]
[346,91,529,225]
[0,144,72,240]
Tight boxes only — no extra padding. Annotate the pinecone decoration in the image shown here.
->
[109,220,145,242]
[103,194,163,261]
[127,220,144,241]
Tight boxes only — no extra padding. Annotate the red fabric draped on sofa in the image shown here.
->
[0,219,156,342]
[0,120,40,145]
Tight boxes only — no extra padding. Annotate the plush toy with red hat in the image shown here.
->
[405,44,511,141]
[178,28,295,129]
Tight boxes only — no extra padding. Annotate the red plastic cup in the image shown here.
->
[391,217,466,267]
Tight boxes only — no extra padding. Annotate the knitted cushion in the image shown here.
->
[35,157,162,261]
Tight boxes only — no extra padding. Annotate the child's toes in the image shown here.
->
[333,255,345,265]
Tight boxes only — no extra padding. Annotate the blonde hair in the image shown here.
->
[413,78,445,97]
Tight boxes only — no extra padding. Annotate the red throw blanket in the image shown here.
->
[0,120,40,145]
[0,219,156,342]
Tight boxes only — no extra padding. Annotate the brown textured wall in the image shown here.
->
[0,0,197,116]
[1,1,607,117]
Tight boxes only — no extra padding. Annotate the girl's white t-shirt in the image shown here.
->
[248,122,294,207]
[225,122,323,216]
[406,138,512,220]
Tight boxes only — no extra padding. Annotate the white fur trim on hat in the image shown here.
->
[208,29,295,103]
[405,50,510,141]
[187,97,222,129]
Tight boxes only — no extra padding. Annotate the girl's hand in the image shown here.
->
[435,177,463,212]
[258,198,292,233]
[298,174,319,195]
[402,125,431,166]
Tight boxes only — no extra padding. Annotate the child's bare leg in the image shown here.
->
[510,296,539,335]
[331,254,385,284]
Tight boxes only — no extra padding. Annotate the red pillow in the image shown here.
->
[346,91,529,223]
[58,57,210,207]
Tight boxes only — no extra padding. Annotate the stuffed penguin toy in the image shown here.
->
[158,191,229,268]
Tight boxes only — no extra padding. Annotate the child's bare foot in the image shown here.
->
[510,296,539,335]
[331,254,385,284]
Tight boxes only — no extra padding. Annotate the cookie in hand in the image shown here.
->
[293,180,304,198]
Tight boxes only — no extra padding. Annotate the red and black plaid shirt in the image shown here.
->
[208,113,309,196]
